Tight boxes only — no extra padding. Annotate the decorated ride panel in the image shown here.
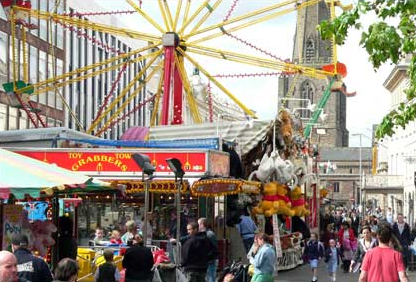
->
[115,180,189,194]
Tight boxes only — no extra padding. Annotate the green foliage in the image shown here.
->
[318,0,416,139]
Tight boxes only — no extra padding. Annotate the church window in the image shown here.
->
[300,81,314,119]
[305,37,315,62]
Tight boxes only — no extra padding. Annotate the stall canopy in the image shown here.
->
[0,148,111,199]
[148,120,275,156]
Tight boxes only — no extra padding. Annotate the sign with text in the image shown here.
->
[272,214,283,258]
[2,205,23,250]
[13,149,230,177]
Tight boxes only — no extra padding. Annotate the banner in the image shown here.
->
[2,205,23,250]
[272,214,282,258]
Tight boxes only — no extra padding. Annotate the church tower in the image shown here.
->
[278,0,348,147]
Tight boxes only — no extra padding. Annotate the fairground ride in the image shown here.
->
[2,0,353,139]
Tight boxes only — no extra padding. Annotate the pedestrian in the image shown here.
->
[94,249,120,282]
[350,225,377,273]
[0,250,31,282]
[122,235,154,282]
[198,217,219,282]
[386,207,394,225]
[324,239,341,282]
[109,230,122,245]
[304,232,324,282]
[337,221,356,273]
[322,223,336,249]
[359,224,408,282]
[11,234,53,282]
[121,220,137,244]
[181,222,216,282]
[249,233,276,282]
[58,216,78,261]
[392,213,411,268]
[93,227,106,245]
[53,258,79,282]
[350,211,360,237]
[236,211,257,254]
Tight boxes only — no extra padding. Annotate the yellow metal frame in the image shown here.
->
[174,52,202,123]
[126,0,166,33]
[96,58,165,135]
[150,69,165,126]
[177,47,257,118]
[9,0,348,130]
[87,49,163,134]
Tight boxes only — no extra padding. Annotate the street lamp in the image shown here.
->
[166,158,185,264]
[351,133,364,210]
[132,153,155,247]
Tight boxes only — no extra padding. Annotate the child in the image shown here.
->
[304,232,324,282]
[94,249,120,282]
[110,230,122,245]
[325,239,341,282]
[341,238,354,273]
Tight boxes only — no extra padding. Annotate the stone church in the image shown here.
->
[278,1,349,148]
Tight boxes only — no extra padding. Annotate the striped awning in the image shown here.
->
[148,120,275,156]
[0,148,111,199]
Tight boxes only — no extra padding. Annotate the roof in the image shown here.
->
[319,147,372,161]
[0,127,101,147]
[148,120,275,156]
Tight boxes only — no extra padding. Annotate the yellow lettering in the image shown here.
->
[108,157,115,164]
[114,159,122,168]
[69,153,82,159]
[101,156,108,162]
[116,153,131,159]
[94,155,101,162]
[121,165,128,172]
[85,156,93,164]
[78,159,86,166]
[72,164,79,171]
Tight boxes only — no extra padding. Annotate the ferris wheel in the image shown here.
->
[2,0,353,137]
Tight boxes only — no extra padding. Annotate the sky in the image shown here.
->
[95,0,394,147]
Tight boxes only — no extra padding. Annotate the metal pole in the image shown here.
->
[143,176,149,246]
[176,178,182,264]
[358,135,362,211]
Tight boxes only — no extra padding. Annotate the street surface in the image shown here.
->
[277,262,416,282]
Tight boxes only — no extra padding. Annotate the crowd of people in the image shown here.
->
[305,207,416,282]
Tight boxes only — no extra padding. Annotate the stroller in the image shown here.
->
[218,261,250,282]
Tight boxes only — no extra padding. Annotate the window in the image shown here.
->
[300,81,314,119]
[305,37,315,62]
[333,182,340,193]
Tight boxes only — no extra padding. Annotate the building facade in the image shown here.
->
[0,0,148,139]
[318,147,372,208]
[278,1,349,148]
[377,55,415,224]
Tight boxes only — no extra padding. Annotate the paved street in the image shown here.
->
[277,262,416,282]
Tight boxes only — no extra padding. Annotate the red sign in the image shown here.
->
[14,150,208,176]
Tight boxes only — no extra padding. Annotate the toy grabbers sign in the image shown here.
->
[13,149,229,177]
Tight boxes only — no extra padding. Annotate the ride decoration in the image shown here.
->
[116,180,189,194]
[2,0,347,133]
[190,178,243,197]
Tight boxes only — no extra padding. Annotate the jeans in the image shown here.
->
[185,270,206,282]
[206,259,219,282]
[243,237,254,254]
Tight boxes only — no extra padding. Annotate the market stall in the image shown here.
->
[0,148,114,267]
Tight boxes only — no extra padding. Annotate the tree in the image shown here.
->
[318,0,416,139]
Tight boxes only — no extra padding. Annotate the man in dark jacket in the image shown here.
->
[122,235,154,282]
[181,222,216,282]
[11,234,53,282]
[392,213,411,268]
